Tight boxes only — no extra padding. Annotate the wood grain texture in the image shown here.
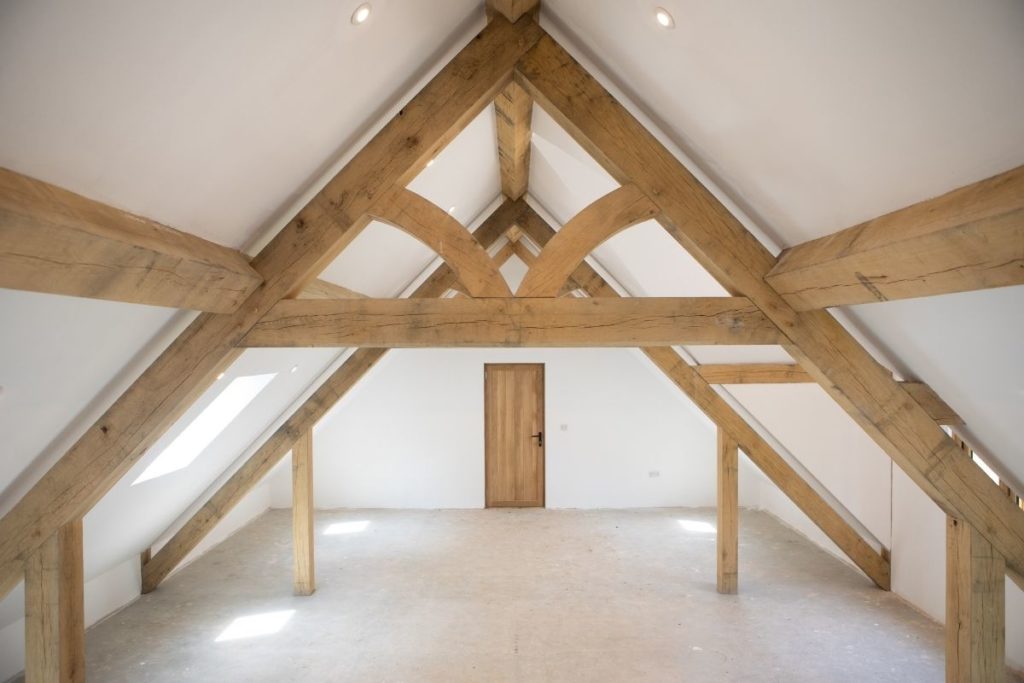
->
[902,382,965,427]
[24,521,84,683]
[946,517,1005,682]
[298,279,369,300]
[697,364,812,385]
[485,364,545,507]
[512,241,537,265]
[371,187,511,297]
[717,428,739,594]
[515,32,1024,579]
[514,200,891,589]
[0,167,262,312]
[240,297,784,348]
[516,184,658,296]
[140,202,518,592]
[767,165,1024,310]
[495,80,533,200]
[486,0,540,23]
[292,431,315,596]
[491,241,517,269]
[0,15,544,600]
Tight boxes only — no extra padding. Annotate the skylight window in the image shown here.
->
[133,373,277,485]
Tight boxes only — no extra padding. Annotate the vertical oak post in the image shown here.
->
[717,428,739,594]
[946,516,1004,682]
[25,519,85,683]
[292,430,315,596]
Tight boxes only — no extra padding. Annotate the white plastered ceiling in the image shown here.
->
[0,0,1022,642]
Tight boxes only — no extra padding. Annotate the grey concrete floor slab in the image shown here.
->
[36,508,1023,681]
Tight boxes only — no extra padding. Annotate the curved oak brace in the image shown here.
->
[516,184,657,297]
[371,187,512,297]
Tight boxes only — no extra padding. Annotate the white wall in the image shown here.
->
[269,347,764,510]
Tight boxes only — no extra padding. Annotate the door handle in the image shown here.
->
[532,431,543,447]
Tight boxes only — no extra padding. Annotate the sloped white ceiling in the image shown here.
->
[0,0,484,248]
[320,221,438,297]
[542,0,1024,246]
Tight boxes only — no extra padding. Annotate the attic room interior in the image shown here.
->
[0,1,1022,681]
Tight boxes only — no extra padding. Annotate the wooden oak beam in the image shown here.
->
[495,80,533,200]
[903,382,965,428]
[513,201,891,589]
[516,184,658,296]
[766,165,1024,310]
[512,241,536,265]
[24,520,84,683]
[515,32,1024,578]
[695,366,964,426]
[239,297,784,348]
[0,16,544,600]
[140,202,517,592]
[946,517,1005,682]
[697,363,812,385]
[491,242,517,268]
[486,0,540,23]
[292,430,315,596]
[717,428,739,595]
[298,279,369,300]
[370,187,512,297]
[0,167,262,313]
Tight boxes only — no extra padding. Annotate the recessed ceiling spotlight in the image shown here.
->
[351,3,372,25]
[290,365,299,374]
[655,7,675,29]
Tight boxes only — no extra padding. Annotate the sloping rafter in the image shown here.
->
[239,297,784,348]
[0,167,262,313]
[0,15,545,599]
[514,33,1024,577]
[513,200,890,588]
[766,165,1024,310]
[516,183,657,296]
[141,200,518,592]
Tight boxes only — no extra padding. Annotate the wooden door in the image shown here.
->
[484,363,545,507]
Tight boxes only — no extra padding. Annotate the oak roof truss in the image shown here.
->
[1,0,1021,676]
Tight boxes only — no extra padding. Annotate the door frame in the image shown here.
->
[483,363,546,508]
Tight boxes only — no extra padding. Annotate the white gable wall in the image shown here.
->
[266,347,765,511]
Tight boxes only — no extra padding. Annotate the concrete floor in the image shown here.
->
[59,508,1014,681]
